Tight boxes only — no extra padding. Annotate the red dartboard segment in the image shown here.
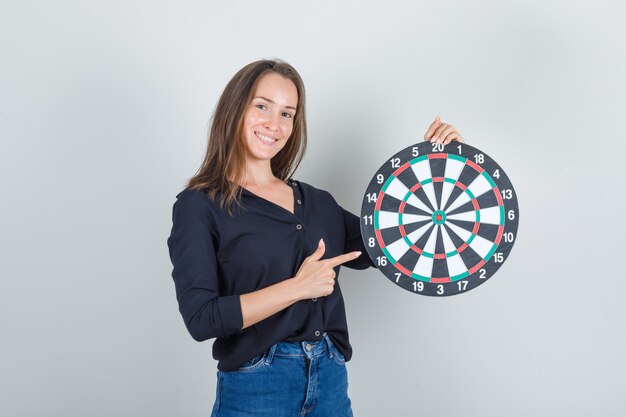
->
[468,260,487,275]
[394,262,413,277]
[494,225,505,245]
[409,183,422,193]
[471,221,480,236]
[494,186,504,206]
[374,191,384,211]
[361,141,519,297]
[393,162,411,177]
[410,245,424,255]
[374,228,385,249]
[465,159,484,173]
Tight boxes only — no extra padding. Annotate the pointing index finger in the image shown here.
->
[325,251,362,268]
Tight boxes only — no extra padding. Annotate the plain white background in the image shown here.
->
[1,1,625,416]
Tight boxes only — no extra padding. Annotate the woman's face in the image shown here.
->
[241,72,298,163]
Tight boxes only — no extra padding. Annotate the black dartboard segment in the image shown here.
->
[360,141,519,296]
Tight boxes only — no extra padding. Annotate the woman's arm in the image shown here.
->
[167,190,243,341]
[239,239,360,329]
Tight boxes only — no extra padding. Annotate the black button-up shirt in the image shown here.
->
[166,180,376,371]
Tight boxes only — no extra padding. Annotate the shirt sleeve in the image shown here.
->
[340,206,378,270]
[166,190,244,341]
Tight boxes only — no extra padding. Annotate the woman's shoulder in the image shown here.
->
[175,187,211,205]
[172,187,221,215]
[170,187,230,231]
[293,179,339,206]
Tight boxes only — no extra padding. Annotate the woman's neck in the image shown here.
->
[242,158,280,187]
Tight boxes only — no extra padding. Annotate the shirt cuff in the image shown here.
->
[217,294,244,336]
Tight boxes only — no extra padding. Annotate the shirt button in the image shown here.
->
[296,224,302,230]
[314,330,321,337]
[305,343,313,351]
[291,181,297,186]
[312,298,317,302]
[297,199,302,205]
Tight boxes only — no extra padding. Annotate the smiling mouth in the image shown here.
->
[255,131,278,144]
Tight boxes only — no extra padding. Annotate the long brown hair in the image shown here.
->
[187,59,307,215]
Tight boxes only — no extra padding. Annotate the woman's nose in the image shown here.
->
[264,111,281,131]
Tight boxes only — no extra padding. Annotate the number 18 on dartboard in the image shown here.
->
[360,141,519,296]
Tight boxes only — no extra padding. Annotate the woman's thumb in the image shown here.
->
[309,238,325,261]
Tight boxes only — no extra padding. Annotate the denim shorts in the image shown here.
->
[210,332,353,417]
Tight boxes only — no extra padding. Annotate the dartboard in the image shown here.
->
[360,141,518,296]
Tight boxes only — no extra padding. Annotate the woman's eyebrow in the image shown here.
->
[253,96,296,111]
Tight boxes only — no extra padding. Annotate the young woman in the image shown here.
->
[167,59,464,416]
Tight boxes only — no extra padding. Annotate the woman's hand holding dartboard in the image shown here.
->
[423,116,464,145]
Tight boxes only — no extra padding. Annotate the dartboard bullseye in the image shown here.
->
[360,141,519,296]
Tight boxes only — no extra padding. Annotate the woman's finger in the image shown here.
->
[432,123,449,143]
[443,132,459,145]
[438,125,456,144]
[423,116,441,141]
[305,238,325,263]
[325,251,362,268]
[444,131,465,145]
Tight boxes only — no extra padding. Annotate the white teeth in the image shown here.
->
[255,131,277,144]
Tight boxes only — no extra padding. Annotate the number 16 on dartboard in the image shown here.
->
[360,141,519,296]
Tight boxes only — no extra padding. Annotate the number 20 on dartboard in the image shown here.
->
[360,141,519,296]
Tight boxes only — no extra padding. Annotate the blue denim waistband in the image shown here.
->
[265,332,335,362]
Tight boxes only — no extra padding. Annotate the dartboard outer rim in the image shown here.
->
[360,141,519,297]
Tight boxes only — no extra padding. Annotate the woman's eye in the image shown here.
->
[282,112,293,118]
[256,104,267,110]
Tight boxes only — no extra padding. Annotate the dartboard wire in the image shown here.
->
[410,156,439,211]
[382,222,433,265]
[410,224,439,281]
[440,225,471,281]
[439,154,467,212]
[442,223,489,276]
[447,205,504,226]
[445,221,500,264]
[378,173,433,215]
[378,179,504,264]
[375,177,468,260]
[397,159,438,213]
[376,210,431,230]
[372,169,432,248]
[379,223,438,283]
[441,155,484,212]
[375,173,500,277]
[373,191,433,257]
[410,177,482,256]
[444,162,496,214]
